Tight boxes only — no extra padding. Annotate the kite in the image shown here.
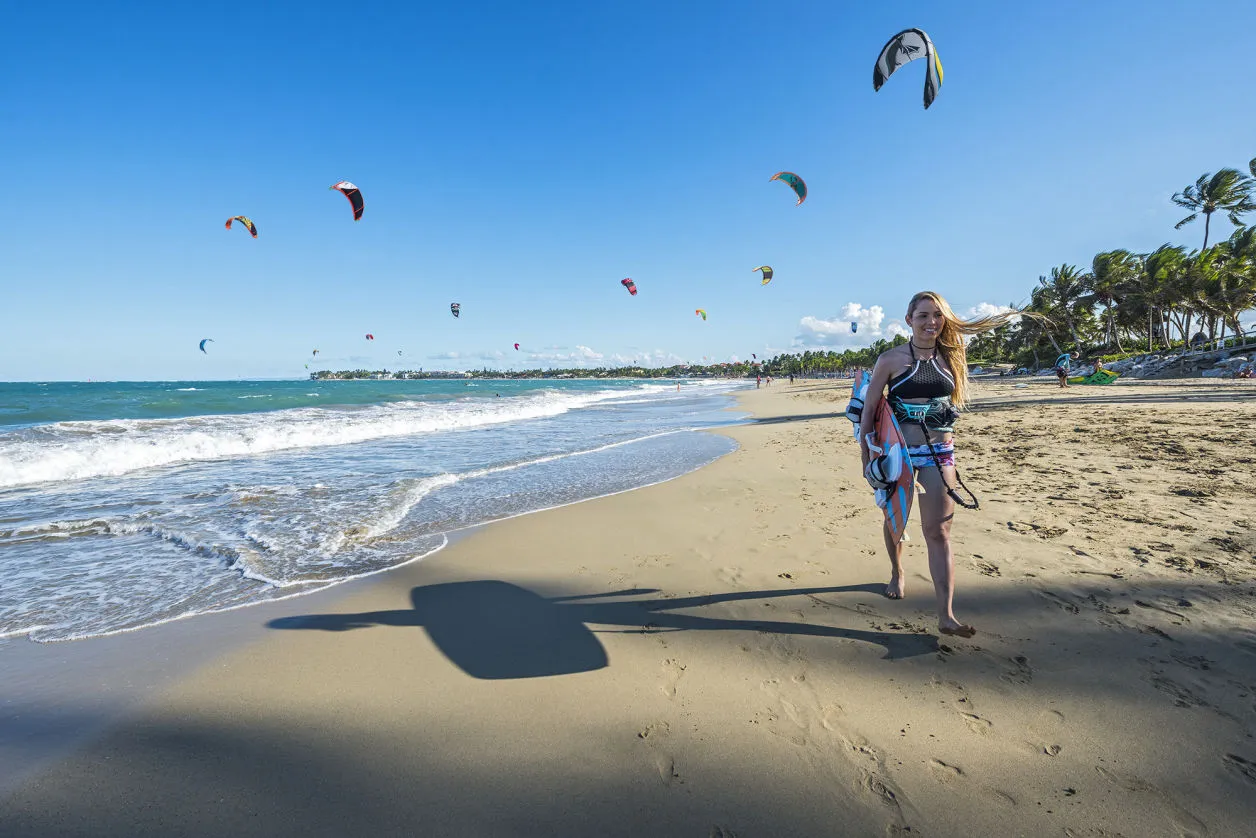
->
[365,334,375,341]
[752,354,757,360]
[769,172,807,206]
[225,216,257,238]
[199,338,213,353]
[695,309,707,321]
[514,343,520,351]
[450,303,461,318]
[851,322,858,333]
[312,349,319,356]
[330,181,365,221]
[753,266,773,285]
[873,28,943,109]
[397,350,403,356]
[621,278,637,296]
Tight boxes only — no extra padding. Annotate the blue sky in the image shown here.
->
[3,0,1254,380]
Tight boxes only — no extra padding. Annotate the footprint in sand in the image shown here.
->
[861,771,906,811]
[960,712,993,735]
[1135,599,1191,624]
[654,754,681,787]
[1223,753,1256,786]
[1007,521,1069,539]
[1000,655,1034,686]
[984,788,1017,808]
[974,559,1001,577]
[660,659,686,698]
[1148,673,1207,709]
[1094,766,1208,835]
[928,759,964,783]
[1036,590,1081,615]
[819,703,845,731]
[1028,709,1065,756]
[636,553,673,569]
[838,734,879,763]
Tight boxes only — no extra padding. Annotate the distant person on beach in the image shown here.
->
[1055,352,1076,388]
[859,291,1022,638]
[756,374,761,388]
[789,374,794,384]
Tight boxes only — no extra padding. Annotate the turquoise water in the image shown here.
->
[0,378,749,641]
[0,378,660,428]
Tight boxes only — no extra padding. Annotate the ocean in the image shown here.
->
[0,378,749,642]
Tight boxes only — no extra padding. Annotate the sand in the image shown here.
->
[2,377,1254,837]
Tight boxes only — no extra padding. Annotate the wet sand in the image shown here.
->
[2,377,1254,837]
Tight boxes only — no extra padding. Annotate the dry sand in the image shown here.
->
[2,378,1254,837]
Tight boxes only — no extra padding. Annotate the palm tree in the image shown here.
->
[1087,250,1141,352]
[1172,169,1255,249]
[1140,245,1188,349]
[1218,227,1256,340]
[1037,264,1091,350]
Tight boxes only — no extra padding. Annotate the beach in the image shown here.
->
[2,377,1255,837]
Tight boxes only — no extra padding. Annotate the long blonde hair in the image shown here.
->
[907,291,1025,408]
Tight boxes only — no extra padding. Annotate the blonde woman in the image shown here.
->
[859,292,1022,637]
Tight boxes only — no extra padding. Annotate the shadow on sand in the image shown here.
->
[268,581,937,678]
[748,411,844,425]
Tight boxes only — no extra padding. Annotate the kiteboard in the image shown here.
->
[1082,369,1120,385]
[848,372,914,543]
[1068,369,1119,385]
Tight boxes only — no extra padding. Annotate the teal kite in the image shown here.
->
[770,172,807,205]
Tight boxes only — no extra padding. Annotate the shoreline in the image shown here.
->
[3,381,1255,836]
[0,396,752,794]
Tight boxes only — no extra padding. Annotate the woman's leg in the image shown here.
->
[915,465,973,635]
[883,519,905,599]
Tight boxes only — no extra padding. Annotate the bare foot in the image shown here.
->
[938,619,976,638]
[885,573,905,600]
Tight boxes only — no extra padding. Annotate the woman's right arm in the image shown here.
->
[859,353,895,466]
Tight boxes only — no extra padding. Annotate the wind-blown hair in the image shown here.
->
[907,291,1025,408]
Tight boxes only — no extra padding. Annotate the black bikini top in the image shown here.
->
[888,342,955,400]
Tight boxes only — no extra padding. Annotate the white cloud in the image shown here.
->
[606,349,687,367]
[962,302,1017,320]
[796,303,893,347]
[524,345,605,364]
[426,350,508,363]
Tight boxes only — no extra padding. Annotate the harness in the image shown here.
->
[889,344,980,510]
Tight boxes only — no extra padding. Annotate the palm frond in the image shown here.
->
[1174,213,1198,230]
[1171,189,1197,210]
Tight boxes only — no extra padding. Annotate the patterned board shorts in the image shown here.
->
[907,440,954,469]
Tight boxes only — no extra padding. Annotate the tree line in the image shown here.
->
[966,157,1256,368]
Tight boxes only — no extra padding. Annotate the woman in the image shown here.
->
[859,292,1021,638]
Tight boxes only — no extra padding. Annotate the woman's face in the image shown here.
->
[906,299,945,343]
